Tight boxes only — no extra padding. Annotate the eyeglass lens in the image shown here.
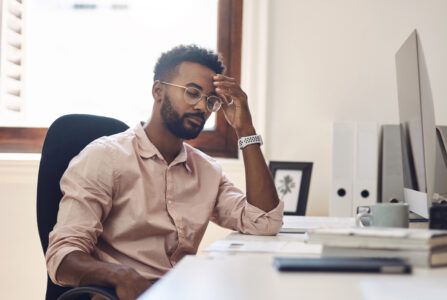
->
[184,87,222,112]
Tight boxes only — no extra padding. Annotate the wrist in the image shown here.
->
[238,134,263,150]
[236,125,256,138]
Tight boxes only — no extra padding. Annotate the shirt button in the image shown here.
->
[168,200,172,204]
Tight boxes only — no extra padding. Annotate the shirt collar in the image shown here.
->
[134,122,192,173]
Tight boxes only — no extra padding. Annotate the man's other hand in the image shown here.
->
[112,266,152,300]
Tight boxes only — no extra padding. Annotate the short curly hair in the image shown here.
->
[153,44,225,81]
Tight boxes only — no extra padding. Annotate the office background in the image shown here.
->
[2,0,447,298]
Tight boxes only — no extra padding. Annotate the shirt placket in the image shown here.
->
[165,165,184,266]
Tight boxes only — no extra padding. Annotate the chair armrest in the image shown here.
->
[57,286,118,300]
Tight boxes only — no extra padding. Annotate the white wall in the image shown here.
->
[243,0,447,216]
[0,158,47,299]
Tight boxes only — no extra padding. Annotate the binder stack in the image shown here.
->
[330,122,379,217]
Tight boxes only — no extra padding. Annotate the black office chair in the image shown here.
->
[37,114,129,300]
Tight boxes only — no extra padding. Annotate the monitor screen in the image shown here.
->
[396,30,437,219]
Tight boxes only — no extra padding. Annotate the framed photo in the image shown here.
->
[269,161,313,215]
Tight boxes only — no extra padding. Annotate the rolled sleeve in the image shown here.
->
[46,246,85,285]
[211,173,284,236]
[45,141,115,286]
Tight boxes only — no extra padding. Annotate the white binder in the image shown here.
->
[352,122,379,215]
[330,123,355,217]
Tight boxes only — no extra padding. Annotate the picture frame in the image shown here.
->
[269,161,313,215]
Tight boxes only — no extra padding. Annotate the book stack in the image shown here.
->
[305,227,447,268]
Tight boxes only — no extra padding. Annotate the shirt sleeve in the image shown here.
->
[210,172,284,236]
[45,140,115,286]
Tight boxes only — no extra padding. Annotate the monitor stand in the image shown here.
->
[429,126,447,228]
[434,126,447,203]
[407,126,447,221]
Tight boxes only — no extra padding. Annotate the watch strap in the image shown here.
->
[238,134,263,150]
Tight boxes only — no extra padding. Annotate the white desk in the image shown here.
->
[139,233,447,300]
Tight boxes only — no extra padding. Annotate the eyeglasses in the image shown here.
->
[160,81,223,112]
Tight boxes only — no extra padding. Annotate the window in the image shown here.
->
[0,0,25,124]
[0,0,242,158]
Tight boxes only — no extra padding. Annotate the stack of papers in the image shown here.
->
[306,227,447,250]
[306,227,447,267]
[281,216,355,233]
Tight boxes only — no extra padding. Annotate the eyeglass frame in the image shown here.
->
[159,81,223,112]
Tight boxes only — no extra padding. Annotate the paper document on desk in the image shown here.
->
[281,216,356,233]
[204,240,284,253]
[204,239,321,255]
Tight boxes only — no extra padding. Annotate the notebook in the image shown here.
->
[273,257,412,274]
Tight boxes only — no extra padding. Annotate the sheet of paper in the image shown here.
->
[281,216,355,233]
[204,239,285,253]
[279,241,322,254]
[204,239,322,255]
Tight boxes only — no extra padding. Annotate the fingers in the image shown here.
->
[213,74,236,82]
[215,85,236,102]
[221,96,234,106]
[215,86,234,96]
[216,87,233,105]
[213,74,246,107]
[213,74,237,92]
[213,74,237,90]
[213,77,237,98]
[213,80,237,88]
[214,78,239,98]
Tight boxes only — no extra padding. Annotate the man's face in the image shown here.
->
[160,93,205,140]
[160,62,215,140]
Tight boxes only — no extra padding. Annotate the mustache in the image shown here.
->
[183,113,205,123]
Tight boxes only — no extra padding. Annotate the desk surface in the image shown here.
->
[139,233,447,300]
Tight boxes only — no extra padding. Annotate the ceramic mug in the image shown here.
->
[356,203,409,228]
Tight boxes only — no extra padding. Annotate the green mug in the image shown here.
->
[356,203,409,228]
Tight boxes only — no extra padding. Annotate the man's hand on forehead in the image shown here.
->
[212,74,254,135]
[213,74,242,105]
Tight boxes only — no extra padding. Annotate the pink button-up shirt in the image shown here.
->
[46,123,284,285]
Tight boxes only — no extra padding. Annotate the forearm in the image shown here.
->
[238,127,280,212]
[56,251,152,299]
[213,74,279,212]
[56,251,132,287]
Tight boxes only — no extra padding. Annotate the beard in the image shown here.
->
[160,94,206,140]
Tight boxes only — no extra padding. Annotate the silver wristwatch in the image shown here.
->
[238,134,263,150]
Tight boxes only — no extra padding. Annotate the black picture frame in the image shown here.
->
[269,161,313,215]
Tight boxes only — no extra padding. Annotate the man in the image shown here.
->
[46,45,284,300]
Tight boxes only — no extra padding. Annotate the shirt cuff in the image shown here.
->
[241,201,285,236]
[47,246,86,286]
[244,200,284,222]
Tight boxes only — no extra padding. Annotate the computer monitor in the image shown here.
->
[395,30,437,219]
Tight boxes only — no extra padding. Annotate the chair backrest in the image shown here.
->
[36,114,129,300]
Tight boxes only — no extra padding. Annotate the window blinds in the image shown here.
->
[0,0,23,113]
